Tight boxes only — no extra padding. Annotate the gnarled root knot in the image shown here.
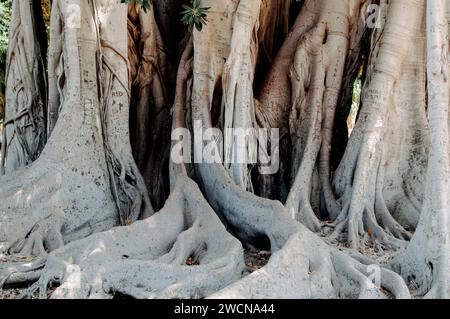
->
[1,176,245,299]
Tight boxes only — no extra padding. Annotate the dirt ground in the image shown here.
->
[243,249,271,275]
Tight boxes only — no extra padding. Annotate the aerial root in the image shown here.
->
[374,192,412,241]
[326,202,407,251]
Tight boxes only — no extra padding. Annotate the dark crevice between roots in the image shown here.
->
[185,242,207,266]
[243,249,271,275]
[330,28,372,171]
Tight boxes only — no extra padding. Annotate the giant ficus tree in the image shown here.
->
[0,0,449,299]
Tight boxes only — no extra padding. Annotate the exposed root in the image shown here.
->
[0,158,118,255]
[391,0,450,297]
[374,163,412,241]
[285,31,325,232]
[0,177,244,299]
[8,213,65,256]
[326,133,413,251]
[0,255,45,295]
[192,154,407,299]
[326,203,407,252]
[210,223,410,299]
[222,0,261,191]
[155,219,205,265]
[1,0,155,255]
[1,0,445,301]
[95,0,153,224]
[326,142,413,250]
[327,0,426,250]
[285,0,365,231]
[184,0,411,299]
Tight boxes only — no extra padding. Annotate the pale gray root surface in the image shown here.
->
[1,0,47,175]
[194,162,410,299]
[1,177,244,299]
[185,0,411,294]
[2,0,450,300]
[326,0,426,251]
[393,0,450,298]
[0,0,151,256]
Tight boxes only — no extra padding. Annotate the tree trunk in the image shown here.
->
[0,0,150,256]
[1,0,450,299]
[393,0,450,298]
[1,0,47,175]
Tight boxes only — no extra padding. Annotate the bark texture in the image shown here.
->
[1,0,450,299]
[1,0,47,175]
